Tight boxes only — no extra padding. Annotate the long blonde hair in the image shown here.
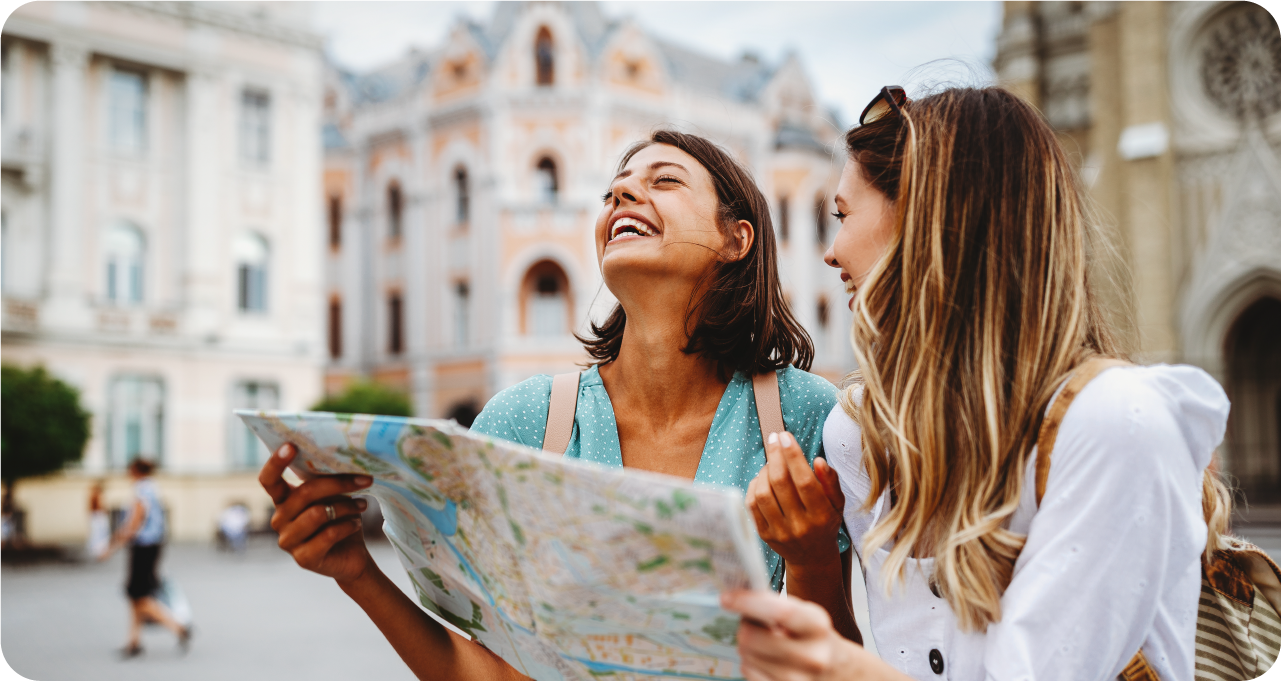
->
[839,87,1232,631]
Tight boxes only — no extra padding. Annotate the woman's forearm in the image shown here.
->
[338,563,527,681]
[785,550,861,645]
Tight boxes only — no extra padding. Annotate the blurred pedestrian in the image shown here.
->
[86,481,109,560]
[100,458,191,658]
[218,502,250,552]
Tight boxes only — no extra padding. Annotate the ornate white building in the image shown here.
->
[1,2,326,540]
[996,1,1281,511]
[321,2,854,426]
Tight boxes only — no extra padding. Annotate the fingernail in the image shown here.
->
[782,432,795,446]
[356,498,368,511]
[277,444,294,459]
[767,432,778,445]
[354,475,372,487]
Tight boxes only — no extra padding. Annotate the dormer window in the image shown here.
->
[535,27,555,86]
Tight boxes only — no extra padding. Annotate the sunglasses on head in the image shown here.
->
[859,86,909,126]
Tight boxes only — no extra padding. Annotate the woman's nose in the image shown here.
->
[822,245,839,268]
[614,190,637,206]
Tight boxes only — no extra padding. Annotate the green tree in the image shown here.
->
[311,380,413,417]
[1,365,92,498]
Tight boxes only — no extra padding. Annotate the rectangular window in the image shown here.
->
[778,196,790,243]
[328,195,342,248]
[230,380,279,469]
[106,376,165,469]
[388,292,403,355]
[238,263,267,312]
[328,298,342,359]
[241,90,271,165]
[109,69,146,154]
[454,281,470,347]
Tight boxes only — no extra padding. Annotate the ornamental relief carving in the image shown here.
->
[1200,3,1281,121]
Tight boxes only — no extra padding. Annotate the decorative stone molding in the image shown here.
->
[118,1,323,51]
[1200,3,1281,121]
[49,42,89,69]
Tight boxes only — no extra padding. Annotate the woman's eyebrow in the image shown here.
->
[611,161,690,182]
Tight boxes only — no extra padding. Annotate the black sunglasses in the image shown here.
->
[859,86,909,126]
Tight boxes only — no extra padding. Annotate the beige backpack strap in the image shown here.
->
[753,370,786,442]
[542,372,581,455]
[1034,357,1130,506]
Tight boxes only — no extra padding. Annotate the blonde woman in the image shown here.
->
[724,86,1232,681]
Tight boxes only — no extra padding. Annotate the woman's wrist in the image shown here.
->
[335,553,384,596]
[783,545,843,575]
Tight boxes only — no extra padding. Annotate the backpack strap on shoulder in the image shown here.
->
[753,370,789,592]
[752,370,786,442]
[542,372,581,455]
[1035,357,1131,506]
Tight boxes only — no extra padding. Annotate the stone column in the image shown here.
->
[44,42,90,329]
[1118,2,1178,362]
[183,66,223,337]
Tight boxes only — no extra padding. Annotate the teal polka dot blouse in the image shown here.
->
[471,364,851,590]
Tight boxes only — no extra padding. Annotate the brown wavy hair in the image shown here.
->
[578,130,814,377]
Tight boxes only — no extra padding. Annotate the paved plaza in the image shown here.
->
[2,527,1279,681]
[2,538,419,681]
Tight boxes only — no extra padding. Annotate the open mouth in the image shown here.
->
[608,216,658,242]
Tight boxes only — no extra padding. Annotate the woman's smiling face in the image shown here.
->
[824,159,896,310]
[595,143,746,291]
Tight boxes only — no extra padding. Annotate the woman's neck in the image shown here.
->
[598,302,727,427]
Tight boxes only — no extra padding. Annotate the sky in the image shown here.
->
[310,1,1004,125]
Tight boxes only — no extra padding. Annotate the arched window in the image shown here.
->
[234,232,269,312]
[535,27,555,86]
[521,260,570,336]
[453,280,470,347]
[388,291,403,355]
[454,166,470,224]
[814,193,829,245]
[328,194,342,248]
[535,157,558,204]
[387,180,403,239]
[328,296,342,359]
[1225,296,1281,504]
[104,223,145,305]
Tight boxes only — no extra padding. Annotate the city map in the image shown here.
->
[236,410,769,681]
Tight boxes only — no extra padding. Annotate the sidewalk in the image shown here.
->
[1,539,419,681]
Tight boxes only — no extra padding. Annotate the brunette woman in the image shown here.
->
[258,130,858,679]
[724,87,1233,681]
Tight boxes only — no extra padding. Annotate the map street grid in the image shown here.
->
[237,410,770,681]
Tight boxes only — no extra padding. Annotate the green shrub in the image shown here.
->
[311,380,413,417]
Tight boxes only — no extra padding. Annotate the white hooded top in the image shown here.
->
[824,364,1230,681]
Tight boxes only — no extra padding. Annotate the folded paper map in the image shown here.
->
[236,410,769,681]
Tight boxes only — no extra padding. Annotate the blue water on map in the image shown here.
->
[364,417,405,461]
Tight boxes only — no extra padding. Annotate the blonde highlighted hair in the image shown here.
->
[839,87,1232,631]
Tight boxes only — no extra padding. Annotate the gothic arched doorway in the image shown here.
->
[1225,296,1281,505]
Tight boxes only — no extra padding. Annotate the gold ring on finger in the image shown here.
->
[325,504,336,522]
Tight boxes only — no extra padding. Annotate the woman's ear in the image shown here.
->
[724,219,755,262]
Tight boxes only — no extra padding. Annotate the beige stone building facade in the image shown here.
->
[995,1,1281,510]
[1,2,326,541]
[320,2,853,425]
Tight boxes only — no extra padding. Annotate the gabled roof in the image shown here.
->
[654,42,774,103]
